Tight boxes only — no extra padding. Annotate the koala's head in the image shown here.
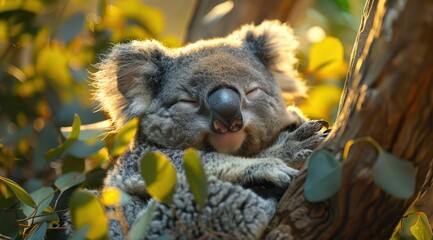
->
[94,20,306,156]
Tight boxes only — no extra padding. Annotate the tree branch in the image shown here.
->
[266,0,433,238]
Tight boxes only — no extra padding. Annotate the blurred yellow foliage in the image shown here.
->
[300,84,342,122]
[308,37,346,80]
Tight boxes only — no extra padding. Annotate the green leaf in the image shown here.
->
[410,212,433,240]
[110,119,137,157]
[372,151,415,199]
[66,139,105,158]
[183,148,207,209]
[58,12,85,43]
[401,213,419,240]
[128,201,157,240]
[69,190,108,240]
[22,187,54,218]
[140,151,177,205]
[0,176,36,208]
[304,149,342,202]
[60,120,110,141]
[27,222,48,240]
[45,114,81,161]
[55,172,86,192]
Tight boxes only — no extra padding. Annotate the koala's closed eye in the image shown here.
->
[245,86,263,100]
[172,94,198,108]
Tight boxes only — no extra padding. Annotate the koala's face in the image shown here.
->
[94,21,306,156]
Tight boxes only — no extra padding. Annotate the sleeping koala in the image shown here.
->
[85,20,326,239]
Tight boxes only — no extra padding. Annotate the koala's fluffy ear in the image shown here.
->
[230,20,307,103]
[93,40,166,129]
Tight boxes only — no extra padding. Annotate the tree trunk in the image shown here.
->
[185,0,312,42]
[266,0,433,239]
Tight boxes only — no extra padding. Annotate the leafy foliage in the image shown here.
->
[304,148,342,202]
[140,151,177,205]
[183,148,208,209]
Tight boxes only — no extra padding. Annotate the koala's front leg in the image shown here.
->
[258,120,329,169]
[200,153,298,197]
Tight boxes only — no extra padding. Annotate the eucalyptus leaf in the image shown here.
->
[0,176,36,208]
[410,212,433,240]
[372,151,415,199]
[304,149,342,202]
[66,139,105,158]
[55,172,85,192]
[110,119,137,157]
[140,151,177,205]
[27,222,48,240]
[45,114,81,161]
[69,190,108,240]
[128,201,157,240]
[22,187,54,218]
[183,148,207,209]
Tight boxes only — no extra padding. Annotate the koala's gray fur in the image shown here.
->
[67,21,326,239]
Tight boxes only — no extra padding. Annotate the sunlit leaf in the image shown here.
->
[60,120,111,141]
[0,176,36,208]
[110,118,137,157]
[410,212,433,239]
[401,213,419,240]
[69,190,108,240]
[128,201,157,240]
[58,12,85,43]
[45,114,81,161]
[140,151,177,205]
[100,187,121,206]
[183,148,207,209]
[55,172,85,193]
[26,222,47,240]
[372,151,415,199]
[308,37,344,78]
[305,149,342,202]
[202,1,234,25]
[22,187,54,218]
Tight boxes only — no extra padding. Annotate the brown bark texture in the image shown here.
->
[185,0,311,42]
[266,0,433,239]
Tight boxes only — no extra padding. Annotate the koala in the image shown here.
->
[70,20,327,239]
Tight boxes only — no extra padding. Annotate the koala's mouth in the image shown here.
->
[208,130,246,154]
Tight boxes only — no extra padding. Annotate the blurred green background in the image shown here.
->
[0,0,365,239]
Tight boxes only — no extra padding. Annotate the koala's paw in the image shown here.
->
[275,120,329,167]
[242,159,299,199]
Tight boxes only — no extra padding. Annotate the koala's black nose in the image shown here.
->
[208,88,243,134]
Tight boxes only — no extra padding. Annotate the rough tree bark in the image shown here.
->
[265,0,433,239]
[185,0,312,42]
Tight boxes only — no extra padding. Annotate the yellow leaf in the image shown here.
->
[69,190,108,239]
[140,151,177,205]
[308,37,344,79]
[101,187,121,206]
[299,84,342,122]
